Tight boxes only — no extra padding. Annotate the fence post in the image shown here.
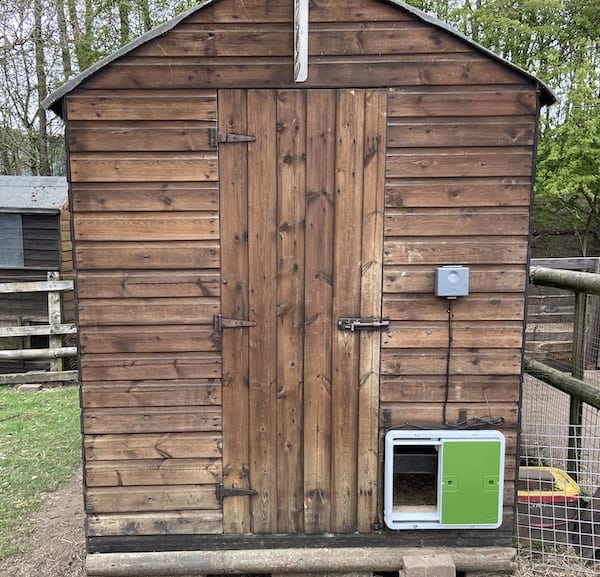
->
[47,271,63,375]
[567,290,586,482]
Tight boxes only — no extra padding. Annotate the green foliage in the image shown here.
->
[406,0,600,255]
[0,388,81,559]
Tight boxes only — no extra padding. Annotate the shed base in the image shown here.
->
[85,546,515,576]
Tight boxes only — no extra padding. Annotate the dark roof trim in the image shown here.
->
[43,0,556,116]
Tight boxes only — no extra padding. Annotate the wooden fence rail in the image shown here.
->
[0,271,77,385]
[525,257,600,483]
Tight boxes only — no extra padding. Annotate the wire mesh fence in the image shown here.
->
[519,262,600,576]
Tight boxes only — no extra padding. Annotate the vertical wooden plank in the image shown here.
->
[276,90,306,533]
[303,90,336,534]
[219,89,250,533]
[357,89,387,532]
[47,271,63,373]
[331,89,366,532]
[247,89,278,533]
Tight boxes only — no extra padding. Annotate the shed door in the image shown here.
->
[219,89,386,535]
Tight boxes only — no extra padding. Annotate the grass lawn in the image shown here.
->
[0,386,81,559]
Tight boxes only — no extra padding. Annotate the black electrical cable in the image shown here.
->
[442,298,454,427]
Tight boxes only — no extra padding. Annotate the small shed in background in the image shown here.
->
[0,176,70,371]
[44,0,555,574]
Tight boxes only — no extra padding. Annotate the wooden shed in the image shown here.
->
[0,176,69,371]
[44,0,555,574]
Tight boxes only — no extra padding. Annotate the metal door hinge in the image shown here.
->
[213,314,257,331]
[337,317,390,332]
[216,484,258,502]
[209,128,256,147]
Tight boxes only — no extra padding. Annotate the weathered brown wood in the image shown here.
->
[381,349,523,376]
[380,375,520,403]
[276,89,306,534]
[383,294,525,321]
[80,353,220,382]
[69,121,216,152]
[384,237,528,265]
[87,485,220,513]
[85,55,525,91]
[66,92,217,120]
[84,433,222,461]
[74,213,218,241]
[382,322,523,349]
[387,118,534,148]
[80,326,218,354]
[71,182,218,212]
[384,208,529,236]
[303,89,336,535]
[69,152,218,182]
[87,511,223,537]
[83,406,222,434]
[76,271,220,299]
[386,148,532,178]
[0,370,78,385]
[246,89,278,534]
[387,86,537,117]
[219,88,251,533]
[385,179,531,208]
[81,382,221,408]
[381,402,519,428]
[86,459,222,487]
[331,89,365,533]
[75,242,219,270]
[357,89,386,533]
[134,21,469,58]
[383,265,527,294]
[77,297,219,325]
[84,546,517,576]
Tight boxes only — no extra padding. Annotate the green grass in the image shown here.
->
[0,387,81,559]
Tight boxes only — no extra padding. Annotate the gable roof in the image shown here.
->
[43,0,556,116]
[0,176,68,214]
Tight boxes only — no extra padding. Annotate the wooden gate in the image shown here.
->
[218,88,387,535]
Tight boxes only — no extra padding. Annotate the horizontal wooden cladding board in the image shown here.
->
[380,401,519,428]
[380,375,520,403]
[381,348,523,376]
[382,321,523,349]
[81,382,221,408]
[80,326,219,354]
[75,241,219,270]
[69,121,216,152]
[85,55,525,91]
[383,265,527,293]
[383,293,525,321]
[77,271,220,299]
[84,432,222,461]
[383,237,528,265]
[74,213,219,241]
[83,406,222,434]
[66,91,217,120]
[386,147,533,178]
[86,458,222,487]
[387,117,535,148]
[86,484,220,513]
[385,178,531,208]
[135,21,470,58]
[185,0,413,24]
[86,510,223,537]
[384,207,529,236]
[80,353,221,381]
[69,152,218,182]
[387,86,538,117]
[78,297,219,325]
[71,182,218,212]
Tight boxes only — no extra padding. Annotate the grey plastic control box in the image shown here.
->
[435,265,469,298]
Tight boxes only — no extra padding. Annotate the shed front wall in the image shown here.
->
[66,0,539,553]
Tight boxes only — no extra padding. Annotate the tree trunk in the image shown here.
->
[33,0,50,175]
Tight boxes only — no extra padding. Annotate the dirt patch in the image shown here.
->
[0,468,85,577]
